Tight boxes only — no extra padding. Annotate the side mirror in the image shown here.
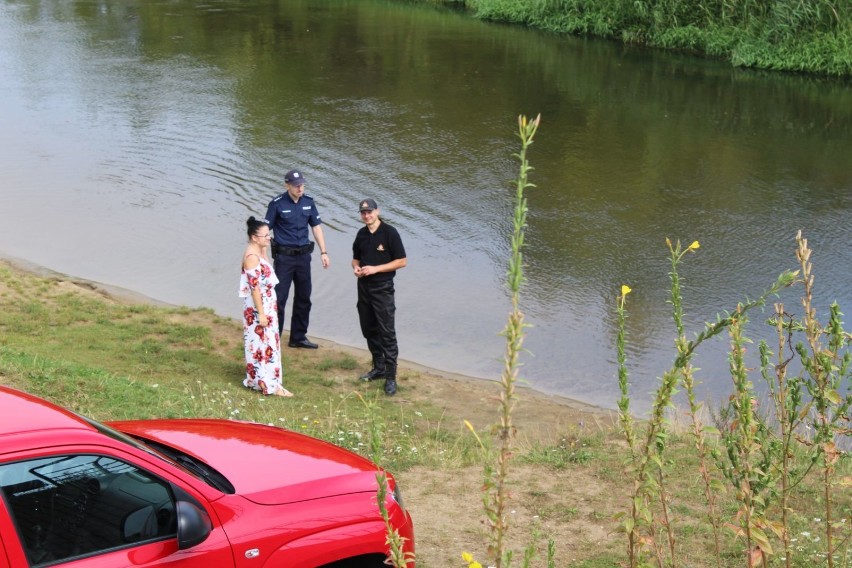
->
[176,500,212,550]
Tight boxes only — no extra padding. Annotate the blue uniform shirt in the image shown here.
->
[264,193,322,247]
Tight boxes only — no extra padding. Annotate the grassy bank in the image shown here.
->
[0,258,624,564]
[428,0,851,76]
[0,261,481,473]
[0,255,849,566]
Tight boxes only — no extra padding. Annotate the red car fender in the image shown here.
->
[210,489,415,568]
[260,518,389,567]
[258,506,415,568]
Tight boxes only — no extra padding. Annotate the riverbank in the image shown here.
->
[441,0,851,76]
[0,255,625,564]
[2,256,849,566]
[0,254,610,434]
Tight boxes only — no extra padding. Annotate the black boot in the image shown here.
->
[359,354,385,382]
[383,365,397,396]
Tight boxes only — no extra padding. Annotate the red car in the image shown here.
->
[0,386,414,567]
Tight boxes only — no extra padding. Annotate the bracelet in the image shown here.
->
[321,251,328,255]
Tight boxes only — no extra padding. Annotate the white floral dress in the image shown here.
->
[239,255,283,394]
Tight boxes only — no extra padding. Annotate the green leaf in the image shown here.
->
[826,389,842,404]
[750,525,773,554]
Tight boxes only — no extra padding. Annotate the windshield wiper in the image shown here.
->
[138,439,235,494]
[173,455,230,492]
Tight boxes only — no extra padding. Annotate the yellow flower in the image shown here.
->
[462,552,483,568]
[621,285,632,296]
[688,240,700,251]
[464,420,485,449]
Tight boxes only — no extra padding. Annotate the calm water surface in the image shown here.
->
[1,0,850,413]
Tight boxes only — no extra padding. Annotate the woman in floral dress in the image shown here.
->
[239,217,293,396]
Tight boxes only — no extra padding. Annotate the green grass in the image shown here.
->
[0,266,488,473]
[519,434,601,468]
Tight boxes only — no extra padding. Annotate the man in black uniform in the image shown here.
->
[351,198,407,395]
[264,170,330,349]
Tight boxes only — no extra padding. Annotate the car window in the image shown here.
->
[0,454,177,566]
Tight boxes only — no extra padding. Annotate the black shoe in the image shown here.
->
[288,339,318,349]
[359,368,385,382]
[384,379,397,396]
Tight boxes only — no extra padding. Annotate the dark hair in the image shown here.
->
[246,216,269,239]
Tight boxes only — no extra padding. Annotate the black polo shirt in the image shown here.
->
[352,221,406,283]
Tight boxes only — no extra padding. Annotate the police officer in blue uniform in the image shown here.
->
[351,198,407,395]
[264,170,330,349]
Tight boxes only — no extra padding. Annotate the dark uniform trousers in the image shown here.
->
[357,278,398,367]
[273,252,312,342]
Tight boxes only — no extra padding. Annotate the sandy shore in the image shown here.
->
[0,254,616,439]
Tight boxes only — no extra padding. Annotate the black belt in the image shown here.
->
[272,242,315,256]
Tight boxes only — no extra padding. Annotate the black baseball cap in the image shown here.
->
[284,170,307,186]
[359,198,378,212]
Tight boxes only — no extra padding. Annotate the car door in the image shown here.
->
[0,453,234,567]
[0,513,16,568]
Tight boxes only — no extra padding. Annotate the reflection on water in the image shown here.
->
[1,0,850,413]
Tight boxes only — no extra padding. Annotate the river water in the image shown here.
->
[1,0,850,413]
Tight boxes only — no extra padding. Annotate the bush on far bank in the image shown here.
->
[439,0,851,76]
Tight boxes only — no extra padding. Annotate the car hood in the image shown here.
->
[109,418,382,505]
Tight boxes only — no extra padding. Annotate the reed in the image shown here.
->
[376,472,414,568]
[483,113,545,567]
[673,243,724,568]
[759,303,800,568]
[794,231,852,568]
[463,113,559,568]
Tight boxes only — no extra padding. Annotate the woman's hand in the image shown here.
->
[259,314,269,327]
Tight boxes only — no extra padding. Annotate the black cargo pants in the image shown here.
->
[356,278,398,367]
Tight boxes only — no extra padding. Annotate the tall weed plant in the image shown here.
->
[462,114,558,568]
[616,232,850,567]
